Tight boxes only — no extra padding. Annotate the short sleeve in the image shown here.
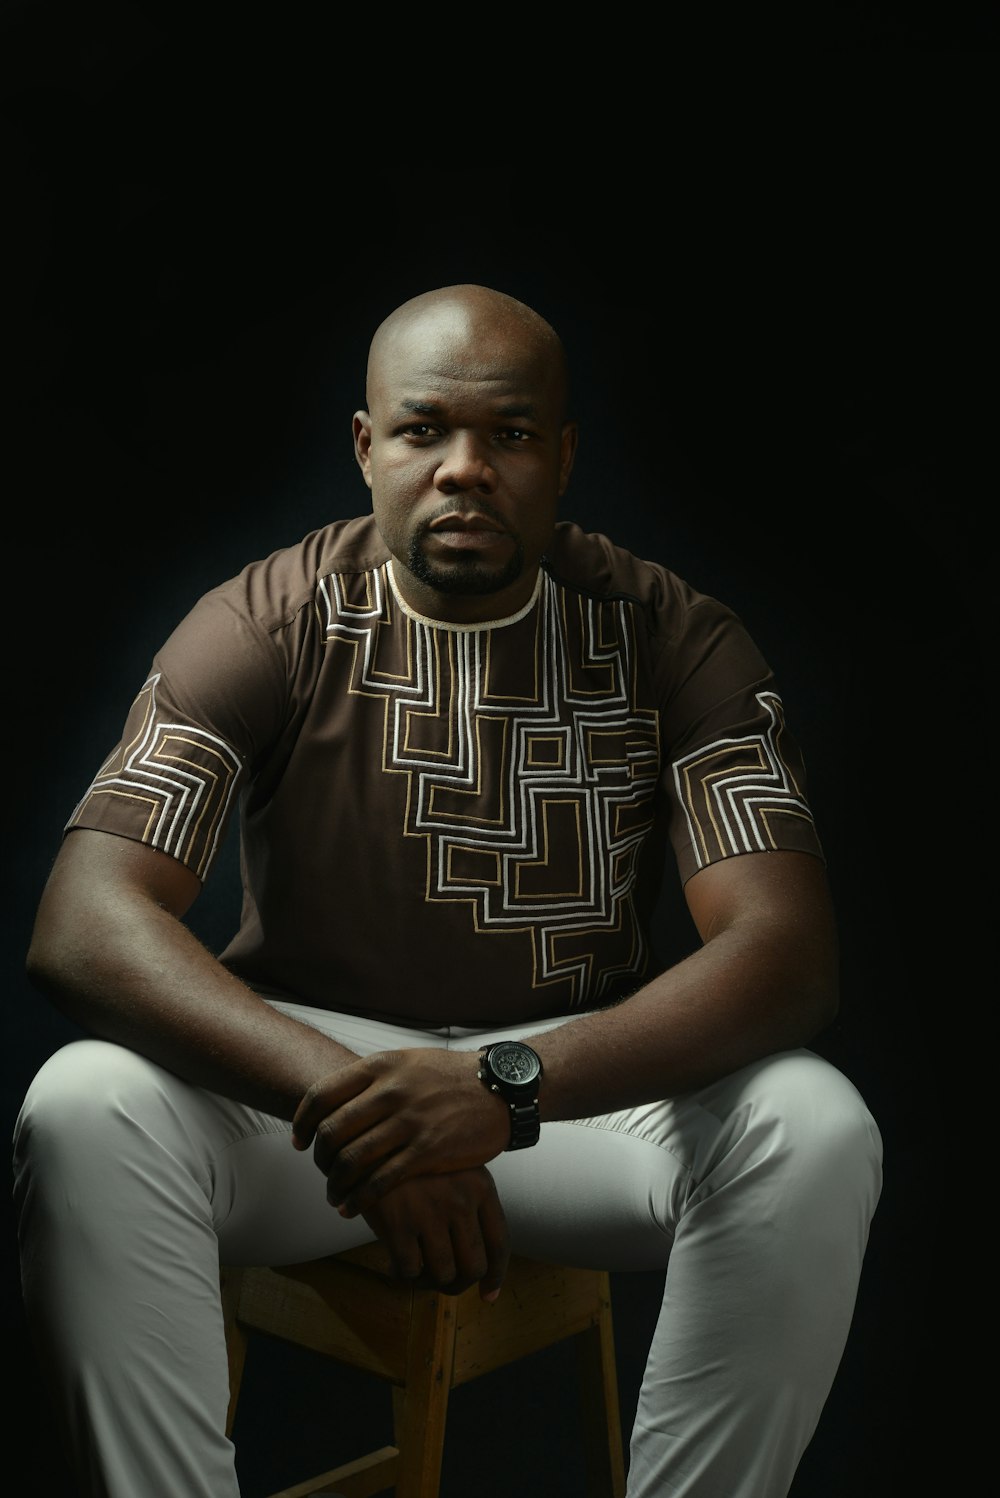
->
[65,585,289,882]
[655,594,825,884]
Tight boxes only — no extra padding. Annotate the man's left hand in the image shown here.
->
[291,1047,511,1215]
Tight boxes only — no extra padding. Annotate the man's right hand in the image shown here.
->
[360,1166,510,1302]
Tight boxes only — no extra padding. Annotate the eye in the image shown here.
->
[497,427,533,443]
[401,423,439,441]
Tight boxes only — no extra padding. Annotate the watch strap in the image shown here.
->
[506,1099,541,1150]
[477,1044,542,1151]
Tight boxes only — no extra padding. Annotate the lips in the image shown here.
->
[425,511,512,552]
[428,512,505,535]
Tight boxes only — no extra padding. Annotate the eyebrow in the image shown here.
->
[396,399,541,420]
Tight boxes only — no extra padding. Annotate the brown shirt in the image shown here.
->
[67,516,823,1024]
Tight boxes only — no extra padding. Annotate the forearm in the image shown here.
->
[531,918,836,1122]
[291,872,838,1217]
[27,865,357,1120]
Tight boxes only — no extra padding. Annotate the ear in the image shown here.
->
[352,411,374,489]
[557,420,579,496]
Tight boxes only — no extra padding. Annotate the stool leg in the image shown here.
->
[220,1268,249,1440]
[575,1275,626,1498]
[391,1287,460,1498]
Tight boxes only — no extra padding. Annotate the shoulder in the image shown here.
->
[542,521,734,636]
[205,515,388,634]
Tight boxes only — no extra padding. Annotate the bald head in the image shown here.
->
[366,284,569,419]
[353,283,579,624]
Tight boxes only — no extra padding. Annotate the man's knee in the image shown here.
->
[729,1050,884,1218]
[13,1039,172,1176]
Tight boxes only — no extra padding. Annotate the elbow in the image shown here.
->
[817,979,840,1031]
[25,902,100,1012]
[804,956,840,1038]
[26,924,75,1002]
[26,926,56,991]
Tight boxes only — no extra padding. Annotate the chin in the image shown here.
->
[408,546,525,598]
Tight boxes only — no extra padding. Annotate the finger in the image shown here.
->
[383,1230,424,1286]
[334,1144,423,1217]
[312,1106,405,1182]
[415,1224,459,1293]
[477,1186,511,1303]
[291,1063,374,1148]
[447,1216,489,1294]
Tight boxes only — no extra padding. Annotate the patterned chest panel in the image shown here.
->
[319,566,661,1005]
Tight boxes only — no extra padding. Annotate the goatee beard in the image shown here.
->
[406,535,526,597]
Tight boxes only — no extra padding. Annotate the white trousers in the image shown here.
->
[12,1002,883,1498]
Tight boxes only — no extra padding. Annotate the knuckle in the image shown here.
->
[394,1253,423,1282]
[314,1115,341,1148]
[336,1141,362,1170]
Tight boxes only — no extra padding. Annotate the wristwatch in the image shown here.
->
[478,1041,543,1150]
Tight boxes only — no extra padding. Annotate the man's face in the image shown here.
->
[354,307,577,624]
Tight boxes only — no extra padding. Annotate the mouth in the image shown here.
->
[425,512,511,552]
[428,511,506,535]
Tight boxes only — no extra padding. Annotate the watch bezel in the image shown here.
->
[484,1040,542,1090]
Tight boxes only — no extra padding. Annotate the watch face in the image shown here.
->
[489,1042,541,1086]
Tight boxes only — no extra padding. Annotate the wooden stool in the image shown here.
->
[221,1241,627,1498]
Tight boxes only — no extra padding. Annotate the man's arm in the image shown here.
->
[27,827,360,1117]
[534,847,839,1118]
[292,849,839,1212]
[27,825,512,1298]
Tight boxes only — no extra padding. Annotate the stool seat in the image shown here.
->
[221,1242,626,1498]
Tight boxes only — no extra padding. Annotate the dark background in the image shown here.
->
[2,6,992,1495]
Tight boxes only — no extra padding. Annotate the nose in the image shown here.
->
[434,431,498,493]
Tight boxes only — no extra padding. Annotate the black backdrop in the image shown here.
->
[3,10,991,1496]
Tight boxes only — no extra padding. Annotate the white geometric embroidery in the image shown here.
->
[672,691,813,870]
[323,569,660,1003]
[68,674,242,878]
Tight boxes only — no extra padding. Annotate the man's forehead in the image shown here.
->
[373,354,556,416]
[367,295,567,418]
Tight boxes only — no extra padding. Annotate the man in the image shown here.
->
[13,284,883,1496]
